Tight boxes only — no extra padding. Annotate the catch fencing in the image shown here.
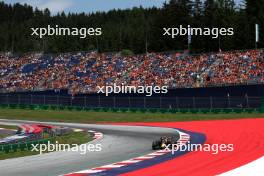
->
[0,94,262,109]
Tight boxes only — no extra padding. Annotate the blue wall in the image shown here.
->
[0,84,263,109]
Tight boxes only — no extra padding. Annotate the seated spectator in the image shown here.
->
[0,49,263,95]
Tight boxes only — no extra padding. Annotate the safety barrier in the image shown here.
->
[261,98,264,112]
[0,103,263,114]
[0,94,263,109]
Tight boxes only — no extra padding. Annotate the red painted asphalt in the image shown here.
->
[118,118,264,176]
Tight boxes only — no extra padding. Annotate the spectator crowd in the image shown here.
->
[0,49,263,95]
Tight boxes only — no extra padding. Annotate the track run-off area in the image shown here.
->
[0,118,263,176]
[118,118,264,176]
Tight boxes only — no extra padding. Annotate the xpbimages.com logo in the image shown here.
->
[96,84,168,96]
[163,25,234,39]
[164,142,234,155]
[30,25,102,38]
[31,141,102,154]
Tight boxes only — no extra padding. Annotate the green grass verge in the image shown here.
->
[0,108,263,123]
[0,131,93,160]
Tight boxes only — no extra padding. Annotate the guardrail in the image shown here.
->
[261,98,264,112]
[0,103,263,114]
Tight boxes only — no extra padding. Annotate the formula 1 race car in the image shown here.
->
[152,136,179,150]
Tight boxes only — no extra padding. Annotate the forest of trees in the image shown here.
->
[0,0,263,54]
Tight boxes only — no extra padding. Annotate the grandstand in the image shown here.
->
[0,49,263,95]
[0,49,263,111]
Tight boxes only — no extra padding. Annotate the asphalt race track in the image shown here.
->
[0,119,185,176]
[0,118,263,176]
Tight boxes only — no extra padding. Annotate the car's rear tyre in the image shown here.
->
[152,140,161,150]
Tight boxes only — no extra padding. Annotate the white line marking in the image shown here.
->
[98,164,126,168]
[75,169,104,174]
[117,159,141,164]
[218,156,264,176]
[134,156,155,160]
